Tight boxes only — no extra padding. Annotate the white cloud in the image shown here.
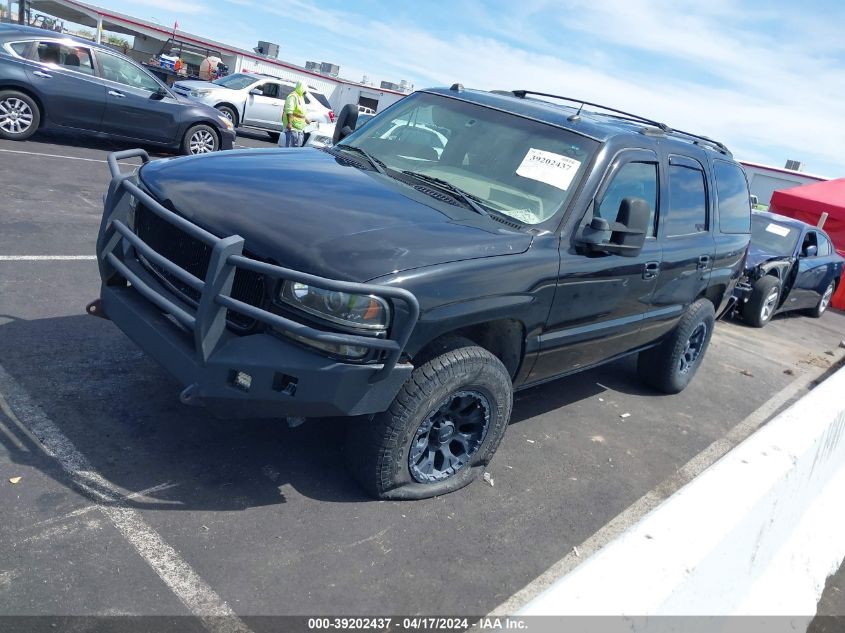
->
[225,0,845,175]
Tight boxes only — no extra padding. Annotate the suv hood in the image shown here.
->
[138,149,532,282]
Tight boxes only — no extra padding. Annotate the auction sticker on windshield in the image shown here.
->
[516,148,581,191]
[765,223,791,237]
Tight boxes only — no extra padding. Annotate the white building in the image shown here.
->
[740,161,828,206]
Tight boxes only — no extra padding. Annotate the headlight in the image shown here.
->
[216,114,234,130]
[191,89,210,97]
[279,281,390,331]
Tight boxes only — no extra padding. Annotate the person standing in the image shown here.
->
[281,81,309,147]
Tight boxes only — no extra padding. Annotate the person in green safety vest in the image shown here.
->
[282,81,310,147]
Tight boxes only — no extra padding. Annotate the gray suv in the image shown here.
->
[0,24,235,154]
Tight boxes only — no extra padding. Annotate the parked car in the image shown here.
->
[91,86,751,500]
[172,72,334,142]
[305,112,374,148]
[0,24,235,154]
[735,211,843,327]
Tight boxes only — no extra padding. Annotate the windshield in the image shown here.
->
[751,215,800,255]
[212,73,256,90]
[338,92,598,224]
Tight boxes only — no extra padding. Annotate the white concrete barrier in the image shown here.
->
[520,365,845,624]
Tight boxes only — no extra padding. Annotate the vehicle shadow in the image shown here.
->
[24,128,175,158]
[0,313,647,509]
[510,354,654,424]
[0,313,370,509]
[234,128,276,144]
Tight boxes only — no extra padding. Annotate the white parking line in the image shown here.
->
[0,363,253,633]
[0,255,97,261]
[491,366,827,615]
[0,147,142,165]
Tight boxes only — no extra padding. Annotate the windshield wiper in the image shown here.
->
[334,144,387,175]
[401,171,489,217]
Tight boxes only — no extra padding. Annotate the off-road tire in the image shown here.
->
[810,281,835,318]
[181,124,219,155]
[742,276,781,327]
[345,338,513,500]
[0,90,40,141]
[637,298,715,394]
[215,104,238,127]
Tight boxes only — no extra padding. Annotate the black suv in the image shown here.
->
[91,86,751,499]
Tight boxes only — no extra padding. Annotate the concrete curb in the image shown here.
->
[519,366,845,621]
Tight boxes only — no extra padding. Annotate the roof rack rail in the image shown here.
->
[511,90,671,132]
[511,90,731,155]
[672,129,730,155]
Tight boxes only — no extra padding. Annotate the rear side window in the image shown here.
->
[714,161,751,233]
[311,92,331,109]
[8,42,31,57]
[256,83,280,99]
[666,164,707,236]
[36,42,95,74]
[817,234,832,256]
[597,162,659,237]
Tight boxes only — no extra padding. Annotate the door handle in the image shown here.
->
[643,261,660,280]
[697,255,711,270]
[33,70,52,78]
[108,90,126,98]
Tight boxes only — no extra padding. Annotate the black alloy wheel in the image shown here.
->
[408,390,491,483]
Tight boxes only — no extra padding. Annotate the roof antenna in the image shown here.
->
[568,102,584,123]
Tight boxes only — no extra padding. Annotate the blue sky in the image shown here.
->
[99,0,844,177]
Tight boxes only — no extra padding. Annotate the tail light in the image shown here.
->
[328,110,335,123]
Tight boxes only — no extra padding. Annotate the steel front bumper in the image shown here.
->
[94,149,418,418]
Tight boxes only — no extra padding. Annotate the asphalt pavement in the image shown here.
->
[1,128,844,626]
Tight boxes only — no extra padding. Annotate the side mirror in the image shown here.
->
[580,197,650,258]
[332,104,359,145]
[150,87,168,100]
[804,244,818,258]
[249,88,262,96]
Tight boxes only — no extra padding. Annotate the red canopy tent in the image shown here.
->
[770,178,845,309]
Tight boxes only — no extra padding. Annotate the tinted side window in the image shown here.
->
[817,234,831,256]
[666,164,707,236]
[597,162,659,237]
[9,42,31,57]
[36,42,95,74]
[99,53,160,91]
[311,92,331,109]
[278,85,294,99]
[714,161,751,233]
[257,83,279,99]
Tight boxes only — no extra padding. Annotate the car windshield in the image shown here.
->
[338,92,598,225]
[212,73,256,90]
[751,215,801,255]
